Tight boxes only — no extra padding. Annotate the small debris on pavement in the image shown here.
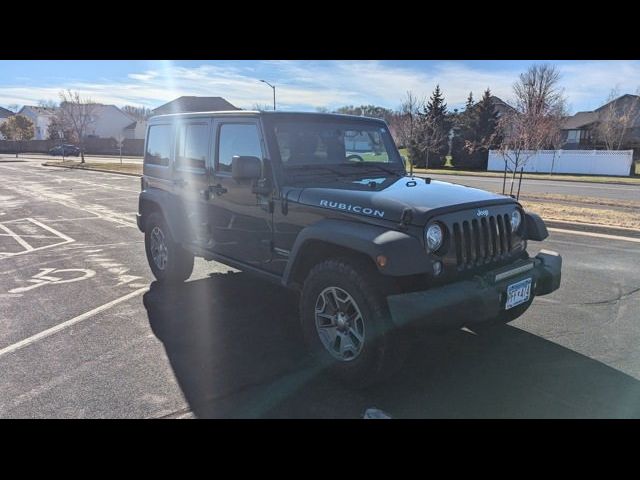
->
[363,408,392,419]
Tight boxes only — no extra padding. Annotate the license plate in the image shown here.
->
[505,277,532,310]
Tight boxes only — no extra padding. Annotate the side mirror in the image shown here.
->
[232,155,261,180]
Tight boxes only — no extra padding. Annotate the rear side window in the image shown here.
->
[217,124,262,172]
[145,124,172,166]
[176,123,209,170]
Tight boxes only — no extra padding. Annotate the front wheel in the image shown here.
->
[300,258,405,388]
[144,212,194,283]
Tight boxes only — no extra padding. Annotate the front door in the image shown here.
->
[208,118,273,268]
[173,119,212,246]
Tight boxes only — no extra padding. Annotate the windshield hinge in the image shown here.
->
[398,208,413,230]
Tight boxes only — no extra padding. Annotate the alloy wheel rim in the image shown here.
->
[314,286,365,362]
[150,226,168,270]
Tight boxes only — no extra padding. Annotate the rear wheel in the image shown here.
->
[144,212,194,283]
[300,258,405,388]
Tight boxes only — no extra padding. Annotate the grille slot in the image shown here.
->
[452,213,514,269]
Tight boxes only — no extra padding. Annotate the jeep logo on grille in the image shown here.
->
[476,209,489,217]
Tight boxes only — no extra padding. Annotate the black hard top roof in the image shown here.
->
[148,110,388,124]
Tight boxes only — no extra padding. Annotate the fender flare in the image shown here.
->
[282,219,433,286]
[138,189,190,243]
[524,212,548,241]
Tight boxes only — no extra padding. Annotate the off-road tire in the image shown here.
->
[144,212,194,283]
[300,257,406,388]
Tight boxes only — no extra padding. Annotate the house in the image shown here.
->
[123,120,147,140]
[489,96,516,117]
[18,106,57,140]
[0,107,13,138]
[561,94,640,148]
[79,104,146,140]
[152,96,240,116]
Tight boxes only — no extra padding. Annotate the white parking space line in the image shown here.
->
[0,286,149,359]
[548,227,640,244]
[0,218,75,259]
[0,223,34,251]
[26,218,74,243]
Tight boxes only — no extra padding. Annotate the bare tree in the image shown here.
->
[594,88,640,150]
[57,90,97,163]
[393,91,424,167]
[252,103,274,111]
[38,99,58,109]
[0,115,35,157]
[498,64,567,194]
[122,105,152,121]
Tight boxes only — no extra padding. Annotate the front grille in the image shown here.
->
[452,213,513,269]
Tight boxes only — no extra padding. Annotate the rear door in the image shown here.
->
[172,118,212,246]
[208,118,273,267]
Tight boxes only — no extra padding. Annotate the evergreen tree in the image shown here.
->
[475,88,500,150]
[465,92,474,111]
[416,85,451,168]
[452,88,500,170]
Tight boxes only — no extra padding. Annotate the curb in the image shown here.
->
[546,220,640,239]
[41,162,142,178]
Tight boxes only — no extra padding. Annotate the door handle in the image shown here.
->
[173,178,187,187]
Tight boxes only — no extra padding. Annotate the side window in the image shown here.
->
[145,124,172,166]
[176,123,209,170]
[217,123,262,173]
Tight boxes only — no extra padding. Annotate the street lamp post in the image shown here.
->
[260,79,276,111]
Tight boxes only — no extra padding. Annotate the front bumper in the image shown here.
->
[387,250,562,329]
[136,213,144,232]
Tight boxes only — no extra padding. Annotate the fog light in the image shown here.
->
[433,261,443,276]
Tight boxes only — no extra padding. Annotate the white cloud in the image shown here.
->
[1,60,639,114]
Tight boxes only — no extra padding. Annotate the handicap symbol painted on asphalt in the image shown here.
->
[9,267,96,293]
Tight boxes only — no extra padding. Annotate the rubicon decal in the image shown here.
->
[319,200,384,218]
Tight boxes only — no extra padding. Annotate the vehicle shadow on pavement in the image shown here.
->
[144,273,640,418]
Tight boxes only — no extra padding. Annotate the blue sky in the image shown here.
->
[1,60,639,114]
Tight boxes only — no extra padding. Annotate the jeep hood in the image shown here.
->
[293,176,514,224]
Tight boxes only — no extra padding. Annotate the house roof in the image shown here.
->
[0,106,13,118]
[152,96,240,115]
[595,93,640,113]
[561,94,640,130]
[20,105,57,116]
[563,111,599,130]
[489,96,515,115]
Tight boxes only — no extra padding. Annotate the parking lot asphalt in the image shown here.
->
[1,161,639,418]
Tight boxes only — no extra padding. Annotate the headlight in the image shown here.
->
[511,210,522,232]
[425,223,443,252]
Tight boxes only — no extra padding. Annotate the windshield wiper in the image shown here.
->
[343,162,404,177]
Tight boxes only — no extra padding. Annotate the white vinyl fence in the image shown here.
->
[488,150,634,176]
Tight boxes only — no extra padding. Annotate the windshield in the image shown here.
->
[269,120,404,172]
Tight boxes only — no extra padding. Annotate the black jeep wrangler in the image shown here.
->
[137,111,561,386]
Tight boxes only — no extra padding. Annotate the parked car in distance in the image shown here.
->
[49,144,80,156]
